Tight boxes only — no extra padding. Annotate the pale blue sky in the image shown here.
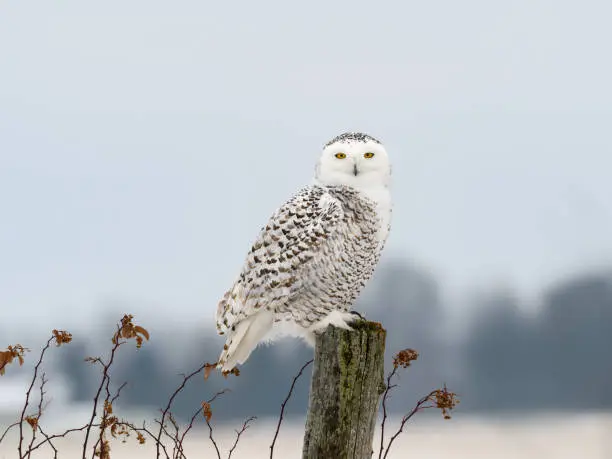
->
[1,0,611,335]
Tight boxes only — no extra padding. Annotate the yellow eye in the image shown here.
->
[335,152,347,159]
[364,152,375,159]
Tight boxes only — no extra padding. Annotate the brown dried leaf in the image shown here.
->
[393,349,419,369]
[25,415,38,431]
[52,329,73,346]
[0,345,29,375]
[112,315,150,349]
[133,325,150,341]
[202,401,212,422]
[204,363,216,380]
[0,351,12,376]
[95,437,111,459]
[431,385,459,419]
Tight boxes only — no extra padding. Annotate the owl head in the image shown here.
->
[314,132,391,189]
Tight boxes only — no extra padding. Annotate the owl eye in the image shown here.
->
[364,152,375,159]
[335,152,347,159]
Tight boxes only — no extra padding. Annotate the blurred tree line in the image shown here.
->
[55,259,612,420]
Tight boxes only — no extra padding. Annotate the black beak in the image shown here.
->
[353,164,359,176]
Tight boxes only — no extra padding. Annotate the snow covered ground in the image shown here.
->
[0,408,609,459]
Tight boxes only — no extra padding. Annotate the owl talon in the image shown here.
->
[349,311,366,321]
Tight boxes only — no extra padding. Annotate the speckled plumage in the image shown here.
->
[324,132,381,147]
[216,132,392,371]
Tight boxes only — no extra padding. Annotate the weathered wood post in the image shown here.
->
[302,320,387,459]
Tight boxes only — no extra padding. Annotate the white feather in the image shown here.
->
[218,310,274,372]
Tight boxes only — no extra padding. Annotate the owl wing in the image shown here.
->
[216,186,343,335]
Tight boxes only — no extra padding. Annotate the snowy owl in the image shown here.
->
[216,132,392,371]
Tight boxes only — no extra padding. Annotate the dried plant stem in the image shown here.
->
[228,416,256,459]
[81,329,124,458]
[270,359,313,459]
[119,421,171,458]
[90,380,129,459]
[28,424,100,453]
[175,389,228,458]
[3,316,452,459]
[0,422,19,444]
[205,418,221,459]
[381,391,438,459]
[155,360,214,459]
[24,373,49,458]
[170,407,203,459]
[18,336,53,458]
[36,425,58,459]
[377,367,398,459]
[202,389,231,459]
[377,350,458,459]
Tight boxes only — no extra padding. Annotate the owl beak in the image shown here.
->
[353,164,359,176]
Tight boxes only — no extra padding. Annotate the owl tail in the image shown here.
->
[217,311,274,372]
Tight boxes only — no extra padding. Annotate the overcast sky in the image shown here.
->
[1,0,611,335]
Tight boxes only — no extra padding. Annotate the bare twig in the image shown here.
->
[4,317,262,459]
[205,416,221,459]
[0,422,19,444]
[25,372,49,458]
[117,421,171,458]
[150,414,176,457]
[155,361,215,459]
[110,381,128,405]
[378,367,399,459]
[36,425,58,459]
[381,391,437,459]
[165,413,182,459]
[270,358,313,459]
[206,389,229,406]
[90,379,130,459]
[378,349,458,459]
[203,389,230,459]
[228,416,256,459]
[171,406,205,459]
[18,336,53,457]
[181,406,206,446]
[81,315,147,458]
[28,424,100,453]
[152,422,175,459]
[81,331,123,458]
[175,392,224,459]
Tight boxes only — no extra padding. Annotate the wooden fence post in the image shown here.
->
[302,320,387,459]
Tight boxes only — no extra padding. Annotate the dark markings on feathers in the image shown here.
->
[216,184,385,332]
[324,131,382,147]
